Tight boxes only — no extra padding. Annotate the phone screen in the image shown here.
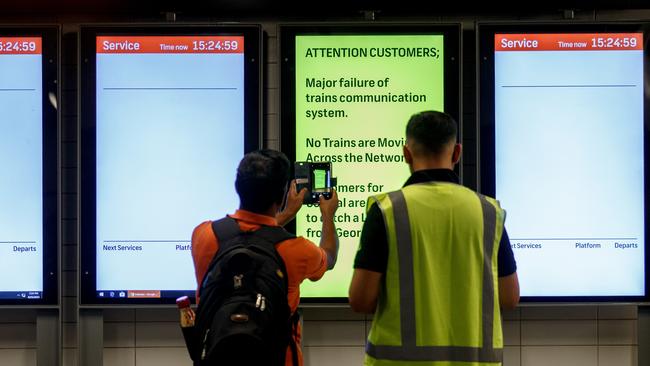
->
[312,168,329,192]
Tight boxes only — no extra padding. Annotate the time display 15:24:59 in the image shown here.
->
[591,37,638,48]
[0,41,38,52]
[192,40,239,51]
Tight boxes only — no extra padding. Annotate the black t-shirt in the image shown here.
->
[353,169,517,277]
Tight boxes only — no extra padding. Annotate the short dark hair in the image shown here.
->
[235,149,291,213]
[405,111,457,155]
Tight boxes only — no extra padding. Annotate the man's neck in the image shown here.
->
[410,160,453,173]
[239,206,278,218]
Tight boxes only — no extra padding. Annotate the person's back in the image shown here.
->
[366,181,505,362]
[349,111,519,366]
[190,149,340,366]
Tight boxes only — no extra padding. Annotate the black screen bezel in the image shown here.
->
[478,22,650,303]
[0,26,59,306]
[79,24,261,306]
[280,23,462,303]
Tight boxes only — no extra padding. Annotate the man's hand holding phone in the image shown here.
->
[276,180,307,227]
[318,188,339,220]
[287,161,340,270]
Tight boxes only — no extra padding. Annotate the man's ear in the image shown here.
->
[279,183,289,210]
[403,144,413,165]
[451,143,462,165]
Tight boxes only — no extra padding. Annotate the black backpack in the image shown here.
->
[191,217,298,366]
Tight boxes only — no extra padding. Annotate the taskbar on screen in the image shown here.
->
[0,291,43,300]
[96,289,194,300]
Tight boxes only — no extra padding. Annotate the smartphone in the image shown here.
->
[295,162,332,204]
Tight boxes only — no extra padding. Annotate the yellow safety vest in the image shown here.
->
[365,182,505,366]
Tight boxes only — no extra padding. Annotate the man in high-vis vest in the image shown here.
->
[349,111,519,366]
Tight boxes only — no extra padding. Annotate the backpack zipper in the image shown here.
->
[233,274,243,289]
[255,293,266,311]
[201,329,210,360]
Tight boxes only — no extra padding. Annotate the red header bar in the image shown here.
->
[495,33,643,51]
[0,37,42,54]
[97,36,244,54]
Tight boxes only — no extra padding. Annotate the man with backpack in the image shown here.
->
[189,149,339,366]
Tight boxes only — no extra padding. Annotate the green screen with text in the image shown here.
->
[294,34,445,298]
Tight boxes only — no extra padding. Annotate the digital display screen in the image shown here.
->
[0,37,44,300]
[81,28,260,304]
[282,26,460,300]
[481,28,648,300]
[0,29,57,305]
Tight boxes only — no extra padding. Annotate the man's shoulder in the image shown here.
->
[191,220,218,261]
[277,236,323,259]
[277,235,317,250]
[277,236,327,280]
[193,220,213,235]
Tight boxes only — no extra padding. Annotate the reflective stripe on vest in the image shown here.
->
[366,189,502,363]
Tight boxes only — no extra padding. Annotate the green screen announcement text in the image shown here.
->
[295,35,445,298]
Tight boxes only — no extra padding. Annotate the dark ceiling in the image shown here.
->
[4,0,650,18]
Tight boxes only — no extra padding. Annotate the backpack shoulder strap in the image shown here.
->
[211,217,294,249]
[289,311,301,366]
[198,217,242,292]
[246,226,295,291]
[210,217,242,251]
